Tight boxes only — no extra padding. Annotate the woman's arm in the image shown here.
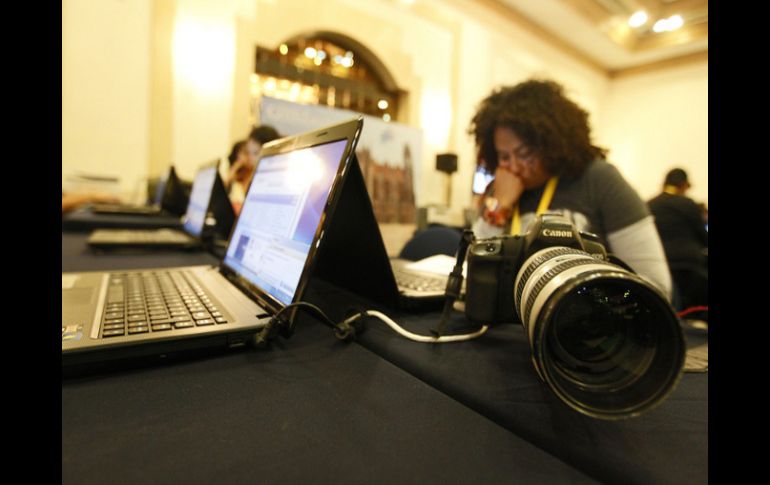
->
[606,215,672,301]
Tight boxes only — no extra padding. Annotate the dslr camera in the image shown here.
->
[465,213,685,420]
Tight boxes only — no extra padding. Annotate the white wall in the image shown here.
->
[170,0,240,182]
[62,0,152,201]
[596,62,709,205]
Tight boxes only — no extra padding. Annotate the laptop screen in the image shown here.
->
[223,138,350,306]
[472,165,494,195]
[182,164,218,237]
[152,167,173,205]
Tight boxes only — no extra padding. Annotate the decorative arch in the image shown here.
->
[281,30,400,93]
[251,30,405,121]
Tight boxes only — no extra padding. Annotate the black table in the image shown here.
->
[62,209,183,232]
[344,304,708,485]
[62,232,597,484]
[62,232,216,272]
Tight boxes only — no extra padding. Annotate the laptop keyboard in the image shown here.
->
[91,203,160,215]
[100,270,230,338]
[90,229,193,244]
[393,269,447,292]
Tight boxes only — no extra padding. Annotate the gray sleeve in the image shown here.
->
[606,215,672,301]
[590,162,650,235]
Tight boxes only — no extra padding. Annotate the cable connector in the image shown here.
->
[434,229,475,337]
[251,316,285,349]
[334,308,369,341]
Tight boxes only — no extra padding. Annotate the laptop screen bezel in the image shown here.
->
[182,160,220,238]
[152,167,172,206]
[219,117,364,315]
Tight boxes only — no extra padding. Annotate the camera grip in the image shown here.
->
[465,257,502,323]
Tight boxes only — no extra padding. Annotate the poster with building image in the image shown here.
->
[259,96,421,223]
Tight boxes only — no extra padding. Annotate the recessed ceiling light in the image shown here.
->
[667,15,684,30]
[653,15,685,33]
[628,11,648,28]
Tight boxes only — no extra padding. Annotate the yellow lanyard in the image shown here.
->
[663,185,678,195]
[510,177,559,235]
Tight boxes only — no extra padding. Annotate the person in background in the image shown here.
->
[225,125,281,214]
[698,201,708,227]
[62,191,121,213]
[469,78,672,299]
[647,168,708,310]
[225,140,248,214]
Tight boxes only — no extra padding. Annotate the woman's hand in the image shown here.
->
[492,166,524,209]
[227,158,255,188]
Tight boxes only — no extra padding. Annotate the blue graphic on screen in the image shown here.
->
[224,139,349,305]
[183,166,217,237]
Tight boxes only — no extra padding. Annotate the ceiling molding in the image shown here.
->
[609,50,708,79]
[636,22,708,51]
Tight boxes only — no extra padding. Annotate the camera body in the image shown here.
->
[465,213,608,324]
[463,212,685,420]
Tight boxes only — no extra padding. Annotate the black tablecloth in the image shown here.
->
[61,232,597,484]
[341,304,708,485]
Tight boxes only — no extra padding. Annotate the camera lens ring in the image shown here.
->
[521,257,603,328]
[529,271,685,420]
[515,247,587,308]
[515,248,609,342]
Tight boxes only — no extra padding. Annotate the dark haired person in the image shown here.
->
[647,168,708,309]
[225,125,281,214]
[469,79,671,299]
[246,124,281,163]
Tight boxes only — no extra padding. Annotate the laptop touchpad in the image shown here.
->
[63,288,95,306]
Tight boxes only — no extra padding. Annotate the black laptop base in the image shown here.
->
[62,329,258,378]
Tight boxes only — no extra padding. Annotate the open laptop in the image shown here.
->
[91,166,190,217]
[86,161,234,250]
[311,152,450,309]
[62,118,363,373]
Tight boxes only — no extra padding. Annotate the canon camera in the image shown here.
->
[465,213,685,419]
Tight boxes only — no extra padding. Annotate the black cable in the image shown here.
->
[251,298,489,348]
[335,307,369,341]
[250,301,358,348]
[433,229,475,338]
[250,235,488,348]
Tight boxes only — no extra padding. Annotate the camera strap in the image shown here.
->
[511,176,559,235]
[433,229,475,338]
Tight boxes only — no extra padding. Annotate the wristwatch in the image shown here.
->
[482,197,512,227]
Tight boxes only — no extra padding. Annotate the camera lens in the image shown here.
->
[514,247,685,420]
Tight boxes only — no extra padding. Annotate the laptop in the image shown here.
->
[91,166,190,217]
[311,152,450,309]
[86,161,234,250]
[62,118,364,373]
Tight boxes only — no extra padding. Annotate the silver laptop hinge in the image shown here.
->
[90,274,110,339]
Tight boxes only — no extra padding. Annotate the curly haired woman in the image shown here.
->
[469,79,671,298]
